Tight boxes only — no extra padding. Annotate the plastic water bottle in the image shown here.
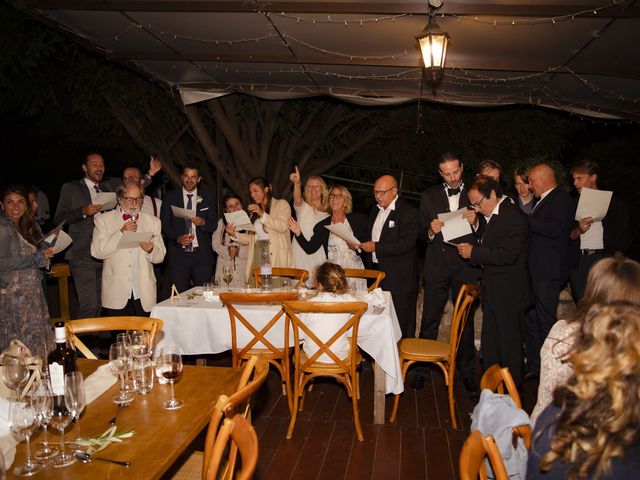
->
[260,248,272,291]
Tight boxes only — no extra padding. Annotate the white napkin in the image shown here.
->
[364,288,386,308]
[0,396,17,470]
[84,364,117,404]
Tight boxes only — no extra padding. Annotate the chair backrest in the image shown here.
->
[480,364,522,409]
[252,267,308,288]
[205,414,259,480]
[50,263,71,323]
[203,355,268,479]
[459,430,509,480]
[220,292,298,363]
[449,283,481,359]
[282,300,368,372]
[66,317,163,359]
[343,269,386,292]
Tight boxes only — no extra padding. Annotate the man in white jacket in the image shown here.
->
[91,181,166,316]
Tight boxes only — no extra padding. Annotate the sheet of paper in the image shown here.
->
[116,231,153,250]
[437,208,473,242]
[37,220,66,245]
[324,223,361,245]
[224,210,255,232]
[95,192,117,211]
[575,187,612,222]
[52,230,73,254]
[171,205,196,219]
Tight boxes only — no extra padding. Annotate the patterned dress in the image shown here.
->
[0,233,52,356]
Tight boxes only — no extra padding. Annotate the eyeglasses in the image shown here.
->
[122,196,143,204]
[373,187,397,197]
[469,196,485,209]
[329,193,344,199]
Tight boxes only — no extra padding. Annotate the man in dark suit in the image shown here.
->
[360,175,419,339]
[568,159,631,303]
[525,163,573,378]
[54,153,114,318]
[417,152,481,392]
[456,176,531,386]
[160,164,217,293]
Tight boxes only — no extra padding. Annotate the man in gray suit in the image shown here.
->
[54,153,113,318]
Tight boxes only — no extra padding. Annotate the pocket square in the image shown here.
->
[388,220,395,228]
[199,207,209,211]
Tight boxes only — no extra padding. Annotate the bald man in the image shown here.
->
[361,175,419,338]
[525,163,573,379]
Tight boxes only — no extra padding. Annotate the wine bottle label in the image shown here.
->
[50,362,65,395]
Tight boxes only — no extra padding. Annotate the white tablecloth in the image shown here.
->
[152,289,404,395]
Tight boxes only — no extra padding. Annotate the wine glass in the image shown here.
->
[9,397,45,476]
[32,375,59,460]
[158,347,184,410]
[127,330,152,360]
[64,372,85,442]
[109,344,134,405]
[183,224,195,253]
[222,265,233,291]
[49,406,74,467]
[2,355,29,400]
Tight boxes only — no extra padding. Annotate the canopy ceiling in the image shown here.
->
[14,0,640,121]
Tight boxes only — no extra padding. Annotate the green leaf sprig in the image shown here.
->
[74,426,135,454]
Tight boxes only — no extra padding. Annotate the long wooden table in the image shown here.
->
[8,359,241,480]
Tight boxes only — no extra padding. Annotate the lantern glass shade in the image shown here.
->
[417,27,449,69]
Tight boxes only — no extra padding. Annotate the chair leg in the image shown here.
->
[351,387,364,442]
[287,379,301,440]
[448,378,458,429]
[389,360,410,422]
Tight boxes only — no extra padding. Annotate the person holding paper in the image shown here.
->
[289,166,329,286]
[525,163,573,380]
[0,185,54,355]
[455,176,531,387]
[568,159,630,303]
[212,195,250,288]
[91,182,165,316]
[160,165,217,293]
[288,185,367,291]
[415,152,480,393]
[54,152,114,318]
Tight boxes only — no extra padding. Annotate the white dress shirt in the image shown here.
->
[182,188,199,248]
[371,195,398,263]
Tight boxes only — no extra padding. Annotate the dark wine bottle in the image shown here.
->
[48,321,77,411]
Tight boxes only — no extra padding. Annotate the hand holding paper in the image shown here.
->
[575,187,612,222]
[437,208,473,242]
[95,192,117,211]
[117,231,153,249]
[324,223,361,246]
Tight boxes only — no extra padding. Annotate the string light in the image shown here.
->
[282,34,409,61]
[274,12,410,25]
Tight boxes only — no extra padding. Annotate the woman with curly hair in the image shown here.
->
[527,302,640,479]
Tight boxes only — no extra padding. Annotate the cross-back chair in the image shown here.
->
[252,267,308,288]
[343,268,386,292]
[459,430,509,480]
[480,364,522,409]
[205,414,259,480]
[65,316,163,359]
[283,300,369,441]
[390,283,480,428]
[219,291,298,413]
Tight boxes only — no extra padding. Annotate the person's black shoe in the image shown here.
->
[411,373,425,390]
[524,371,540,381]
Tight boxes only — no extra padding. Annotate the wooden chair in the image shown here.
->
[219,292,298,413]
[459,430,509,480]
[252,267,308,288]
[205,414,259,480]
[49,263,71,323]
[66,317,163,359]
[343,268,386,292]
[480,364,522,409]
[283,300,369,441]
[390,283,480,428]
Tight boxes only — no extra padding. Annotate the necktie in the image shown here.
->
[185,194,193,232]
[447,187,461,197]
[94,184,101,194]
[122,213,132,221]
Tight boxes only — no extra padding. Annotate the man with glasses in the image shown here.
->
[455,176,530,387]
[361,175,419,338]
[416,152,481,393]
[91,181,166,316]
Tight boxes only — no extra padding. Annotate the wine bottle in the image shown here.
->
[48,321,77,410]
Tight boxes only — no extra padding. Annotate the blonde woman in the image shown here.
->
[528,302,640,479]
[289,166,329,284]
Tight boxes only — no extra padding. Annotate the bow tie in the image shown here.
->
[447,187,461,197]
[122,213,134,221]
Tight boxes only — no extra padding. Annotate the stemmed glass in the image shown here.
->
[9,397,44,476]
[2,355,30,400]
[31,375,58,460]
[116,333,134,394]
[158,347,184,410]
[109,344,134,404]
[127,330,152,360]
[64,372,85,442]
[49,406,74,467]
[183,224,195,253]
[222,265,233,291]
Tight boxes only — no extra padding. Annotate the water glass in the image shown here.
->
[109,344,134,404]
[133,359,154,394]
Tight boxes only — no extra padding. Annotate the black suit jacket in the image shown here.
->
[54,179,114,261]
[366,197,419,293]
[528,187,573,281]
[160,188,217,259]
[294,213,368,263]
[419,184,480,282]
[568,193,631,267]
[471,200,532,311]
